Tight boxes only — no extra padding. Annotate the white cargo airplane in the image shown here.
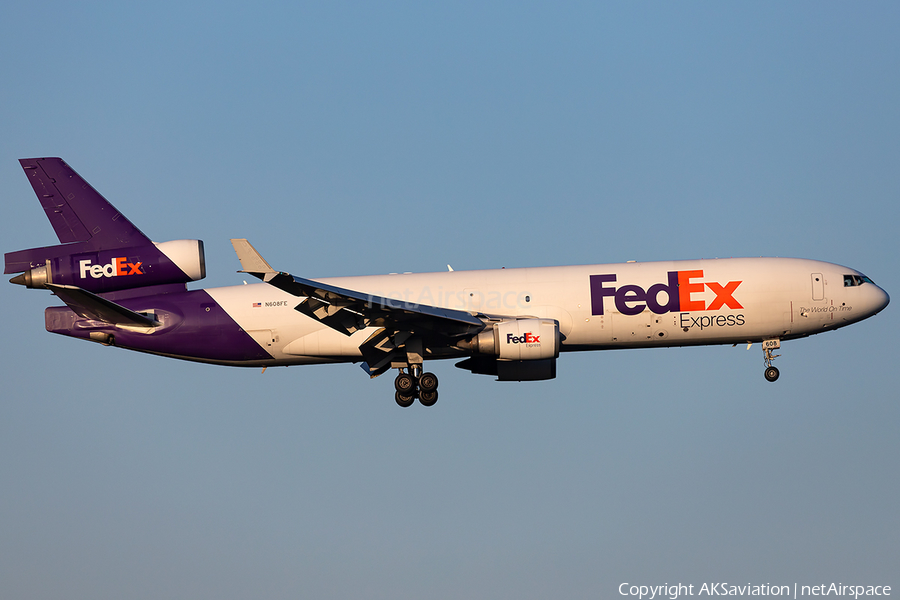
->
[6,158,891,406]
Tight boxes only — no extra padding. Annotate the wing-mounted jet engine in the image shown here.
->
[455,317,561,382]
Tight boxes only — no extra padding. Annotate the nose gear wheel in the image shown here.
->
[762,341,781,383]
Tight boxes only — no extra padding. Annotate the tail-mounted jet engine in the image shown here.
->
[7,239,206,293]
[4,157,207,294]
[456,317,560,381]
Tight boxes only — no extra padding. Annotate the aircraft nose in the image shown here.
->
[864,283,890,317]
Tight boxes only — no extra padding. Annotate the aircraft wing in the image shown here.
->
[264,271,485,337]
[231,239,486,375]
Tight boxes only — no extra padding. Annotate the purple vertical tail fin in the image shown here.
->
[6,158,205,294]
[18,157,150,248]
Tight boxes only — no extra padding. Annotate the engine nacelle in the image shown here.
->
[457,318,560,381]
[460,318,560,361]
[495,318,560,360]
[153,240,206,282]
[7,239,206,293]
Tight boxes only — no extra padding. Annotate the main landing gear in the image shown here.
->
[762,339,781,382]
[394,367,439,408]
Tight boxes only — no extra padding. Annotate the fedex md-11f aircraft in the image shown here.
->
[6,158,890,407]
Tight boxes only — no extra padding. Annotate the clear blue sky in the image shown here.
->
[2,2,898,598]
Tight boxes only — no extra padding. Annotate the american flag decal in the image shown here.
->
[252,302,261,308]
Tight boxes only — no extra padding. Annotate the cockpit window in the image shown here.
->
[844,274,876,287]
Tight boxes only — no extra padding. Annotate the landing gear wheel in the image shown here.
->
[418,372,438,393]
[419,389,438,407]
[761,341,782,383]
[395,391,415,408]
[394,372,416,394]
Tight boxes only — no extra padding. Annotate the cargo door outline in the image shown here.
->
[811,273,825,301]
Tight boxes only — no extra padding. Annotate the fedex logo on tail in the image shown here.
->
[78,257,144,279]
[590,270,742,316]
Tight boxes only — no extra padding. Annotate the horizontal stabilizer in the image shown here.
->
[46,284,159,327]
[230,238,276,280]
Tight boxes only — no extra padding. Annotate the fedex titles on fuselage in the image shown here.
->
[590,269,746,330]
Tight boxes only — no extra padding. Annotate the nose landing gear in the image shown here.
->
[393,367,440,407]
[762,339,781,382]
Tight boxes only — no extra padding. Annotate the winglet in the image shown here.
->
[230,239,277,281]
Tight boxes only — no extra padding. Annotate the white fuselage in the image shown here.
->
[204,257,889,365]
